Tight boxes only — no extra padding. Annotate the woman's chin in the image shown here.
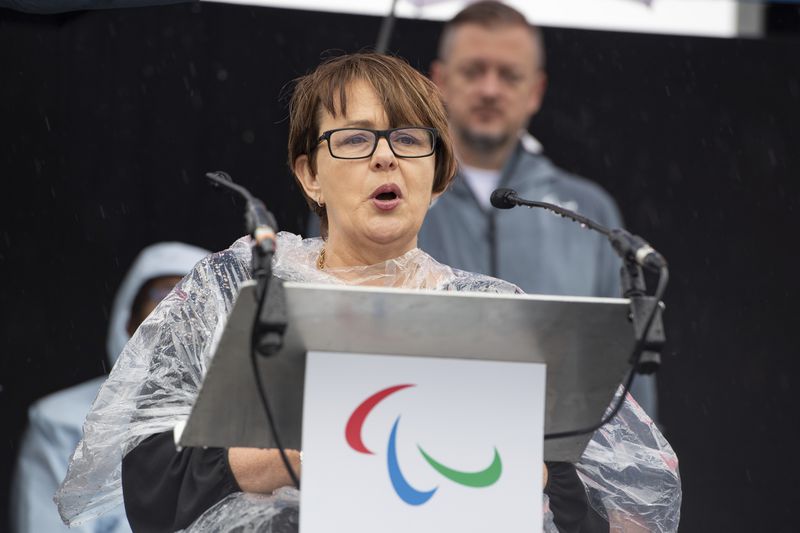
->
[362,222,416,250]
[366,231,409,247]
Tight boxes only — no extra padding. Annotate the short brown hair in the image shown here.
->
[287,53,457,235]
[438,1,545,69]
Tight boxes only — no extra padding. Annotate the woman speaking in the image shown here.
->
[56,53,680,533]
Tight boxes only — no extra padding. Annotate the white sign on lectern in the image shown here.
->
[300,351,546,533]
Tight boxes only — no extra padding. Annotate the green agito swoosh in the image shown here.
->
[417,446,502,488]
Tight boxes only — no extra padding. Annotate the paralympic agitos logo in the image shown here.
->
[345,384,503,505]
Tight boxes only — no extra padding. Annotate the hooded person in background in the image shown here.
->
[11,242,210,533]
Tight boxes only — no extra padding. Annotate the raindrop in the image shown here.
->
[768,149,777,167]
[789,80,799,99]
[242,129,256,144]
[664,85,671,97]
[99,205,106,219]
[44,115,51,132]
[216,69,228,82]
[142,65,155,78]
[50,185,56,198]
[101,360,107,373]
[189,62,197,78]
[580,223,587,229]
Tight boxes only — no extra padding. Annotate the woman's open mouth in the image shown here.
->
[370,184,402,211]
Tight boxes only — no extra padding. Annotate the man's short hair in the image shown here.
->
[438,1,545,69]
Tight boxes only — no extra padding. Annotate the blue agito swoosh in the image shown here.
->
[387,416,437,505]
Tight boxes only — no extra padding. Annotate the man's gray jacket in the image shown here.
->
[419,141,622,297]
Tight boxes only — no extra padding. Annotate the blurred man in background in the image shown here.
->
[11,242,210,533]
[419,0,657,417]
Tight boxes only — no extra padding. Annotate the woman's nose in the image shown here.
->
[370,137,397,170]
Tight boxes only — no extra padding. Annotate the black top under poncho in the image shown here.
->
[122,432,608,533]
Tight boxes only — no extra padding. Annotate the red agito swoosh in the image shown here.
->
[345,384,414,454]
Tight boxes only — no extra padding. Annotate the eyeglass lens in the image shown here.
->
[329,128,433,158]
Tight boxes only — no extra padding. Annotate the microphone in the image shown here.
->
[489,188,517,210]
[491,189,668,438]
[203,171,295,486]
[205,171,277,252]
[490,187,666,273]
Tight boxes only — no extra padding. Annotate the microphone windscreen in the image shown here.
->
[490,188,517,209]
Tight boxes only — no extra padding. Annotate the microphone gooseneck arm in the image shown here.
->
[205,171,277,253]
[491,187,610,234]
[490,188,666,273]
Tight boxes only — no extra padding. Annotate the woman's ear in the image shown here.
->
[294,154,322,201]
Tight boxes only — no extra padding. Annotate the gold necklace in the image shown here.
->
[317,246,326,270]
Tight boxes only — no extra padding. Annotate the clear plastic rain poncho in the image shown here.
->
[56,232,681,532]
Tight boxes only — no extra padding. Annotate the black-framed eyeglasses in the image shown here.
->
[316,127,438,159]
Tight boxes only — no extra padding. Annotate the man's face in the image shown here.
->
[432,23,545,152]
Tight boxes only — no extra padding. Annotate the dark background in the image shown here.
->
[2,2,799,531]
